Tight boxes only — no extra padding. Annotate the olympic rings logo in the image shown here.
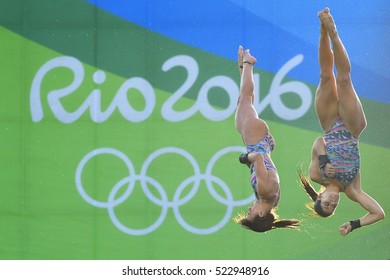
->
[75,146,254,235]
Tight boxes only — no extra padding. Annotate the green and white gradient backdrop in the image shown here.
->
[0,0,389,260]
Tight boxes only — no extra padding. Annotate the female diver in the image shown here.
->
[233,45,300,233]
[299,8,385,236]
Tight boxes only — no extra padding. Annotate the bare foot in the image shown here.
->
[319,22,327,35]
[243,49,257,65]
[237,45,244,68]
[318,8,338,38]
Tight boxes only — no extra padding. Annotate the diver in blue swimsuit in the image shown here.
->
[298,8,384,236]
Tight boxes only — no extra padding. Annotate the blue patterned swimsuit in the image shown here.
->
[323,116,360,189]
[246,134,277,198]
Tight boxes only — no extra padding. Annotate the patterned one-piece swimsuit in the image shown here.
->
[323,116,360,189]
[246,134,278,198]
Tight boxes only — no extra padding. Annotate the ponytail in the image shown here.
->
[297,168,331,218]
[273,219,301,230]
[233,209,300,233]
[297,169,318,202]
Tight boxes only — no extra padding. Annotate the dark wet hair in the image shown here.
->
[233,208,300,233]
[298,169,332,218]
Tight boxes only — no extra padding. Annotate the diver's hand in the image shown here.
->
[247,152,263,163]
[324,163,335,178]
[339,222,352,236]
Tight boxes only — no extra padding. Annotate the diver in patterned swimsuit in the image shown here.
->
[298,8,384,236]
[233,46,300,233]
